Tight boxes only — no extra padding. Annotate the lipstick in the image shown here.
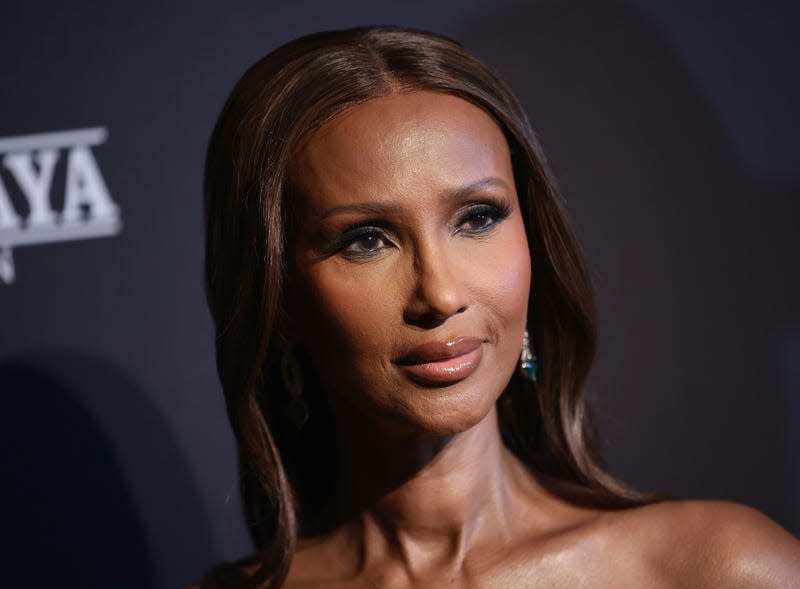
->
[395,336,484,385]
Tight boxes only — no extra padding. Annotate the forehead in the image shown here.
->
[289,91,514,213]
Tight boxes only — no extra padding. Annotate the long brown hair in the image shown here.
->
[204,26,648,588]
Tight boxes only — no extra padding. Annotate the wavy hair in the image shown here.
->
[204,26,648,588]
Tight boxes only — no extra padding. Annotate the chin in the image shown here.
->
[386,385,501,437]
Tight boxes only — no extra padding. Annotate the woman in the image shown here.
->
[200,27,800,587]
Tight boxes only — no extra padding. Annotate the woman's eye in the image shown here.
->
[462,212,495,231]
[340,230,391,256]
[456,203,511,234]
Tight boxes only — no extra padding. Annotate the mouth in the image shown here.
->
[394,336,484,386]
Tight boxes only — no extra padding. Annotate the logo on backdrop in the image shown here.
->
[0,127,122,285]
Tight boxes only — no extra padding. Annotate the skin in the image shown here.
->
[288,91,530,440]
[197,91,800,588]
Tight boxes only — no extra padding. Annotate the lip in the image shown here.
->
[395,336,484,385]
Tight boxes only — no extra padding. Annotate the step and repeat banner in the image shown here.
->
[0,127,120,285]
[2,1,798,587]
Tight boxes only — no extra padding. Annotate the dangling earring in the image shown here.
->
[520,329,538,382]
[281,342,308,426]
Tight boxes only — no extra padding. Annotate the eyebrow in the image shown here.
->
[318,176,512,219]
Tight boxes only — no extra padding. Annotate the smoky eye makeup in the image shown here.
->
[453,198,513,235]
[319,195,514,259]
[325,220,395,259]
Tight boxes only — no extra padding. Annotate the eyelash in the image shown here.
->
[333,199,512,259]
[332,224,392,258]
[455,201,512,235]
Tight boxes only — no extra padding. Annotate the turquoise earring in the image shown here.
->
[520,329,538,382]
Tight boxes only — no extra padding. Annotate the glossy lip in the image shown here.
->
[395,336,484,386]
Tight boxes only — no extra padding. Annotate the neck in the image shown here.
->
[330,403,534,571]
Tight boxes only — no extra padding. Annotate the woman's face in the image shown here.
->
[288,91,531,436]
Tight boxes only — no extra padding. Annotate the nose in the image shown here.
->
[403,239,469,328]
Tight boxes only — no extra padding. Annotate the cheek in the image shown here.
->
[498,249,531,314]
[480,220,532,323]
[295,263,399,360]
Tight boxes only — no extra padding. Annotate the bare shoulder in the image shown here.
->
[188,552,269,589]
[614,499,800,588]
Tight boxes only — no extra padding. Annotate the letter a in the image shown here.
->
[63,146,119,223]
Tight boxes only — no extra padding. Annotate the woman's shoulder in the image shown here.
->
[189,500,800,588]
[189,537,347,588]
[606,499,800,588]
[189,552,268,589]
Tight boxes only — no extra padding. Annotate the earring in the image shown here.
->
[280,342,308,426]
[520,329,538,382]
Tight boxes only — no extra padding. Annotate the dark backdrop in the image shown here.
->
[1,1,797,587]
